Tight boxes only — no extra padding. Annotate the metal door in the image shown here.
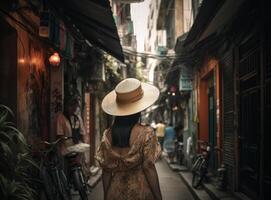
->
[238,37,261,199]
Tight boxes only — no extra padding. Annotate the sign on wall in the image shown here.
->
[50,62,64,140]
[179,64,193,91]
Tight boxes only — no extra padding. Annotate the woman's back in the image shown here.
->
[96,123,161,200]
[98,78,162,200]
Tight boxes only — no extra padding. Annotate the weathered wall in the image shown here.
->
[6,12,50,143]
[0,17,17,118]
[175,0,184,41]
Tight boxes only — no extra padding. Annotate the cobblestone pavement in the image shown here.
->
[80,159,194,200]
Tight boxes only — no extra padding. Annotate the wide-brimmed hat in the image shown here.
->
[102,78,160,116]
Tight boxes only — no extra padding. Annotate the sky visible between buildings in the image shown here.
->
[131,0,151,52]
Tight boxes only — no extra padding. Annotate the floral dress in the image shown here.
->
[95,124,161,200]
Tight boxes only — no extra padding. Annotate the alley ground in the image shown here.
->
[84,159,194,200]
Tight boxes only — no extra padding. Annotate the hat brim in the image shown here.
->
[101,82,160,116]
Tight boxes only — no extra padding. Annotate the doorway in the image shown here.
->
[208,76,217,171]
[198,61,221,172]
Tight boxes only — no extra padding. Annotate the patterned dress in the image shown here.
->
[95,124,161,200]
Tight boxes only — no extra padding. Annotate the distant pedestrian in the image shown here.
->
[54,96,89,177]
[95,78,162,200]
[54,97,85,155]
[164,123,176,163]
[156,120,166,150]
[174,123,184,143]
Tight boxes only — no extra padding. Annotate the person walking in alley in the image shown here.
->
[164,123,177,163]
[54,96,90,177]
[95,78,162,200]
[55,97,85,154]
[156,120,166,151]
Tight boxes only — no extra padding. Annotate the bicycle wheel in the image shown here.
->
[192,160,206,188]
[191,156,201,172]
[59,169,71,200]
[72,168,88,200]
[40,165,56,200]
[51,168,71,200]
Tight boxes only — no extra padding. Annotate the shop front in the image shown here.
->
[198,59,222,171]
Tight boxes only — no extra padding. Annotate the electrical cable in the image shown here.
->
[122,47,192,61]
[123,48,176,58]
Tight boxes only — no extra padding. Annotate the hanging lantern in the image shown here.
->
[49,52,61,66]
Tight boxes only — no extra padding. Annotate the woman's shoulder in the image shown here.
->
[102,128,111,138]
[101,128,113,144]
[135,123,154,132]
[136,123,156,141]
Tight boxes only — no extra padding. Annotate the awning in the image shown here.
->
[49,0,124,62]
[183,0,224,48]
[184,0,245,49]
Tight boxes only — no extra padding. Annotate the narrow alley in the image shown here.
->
[87,159,194,200]
[0,0,270,200]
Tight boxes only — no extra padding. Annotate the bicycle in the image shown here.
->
[65,142,90,200]
[31,137,90,200]
[31,137,72,200]
[191,140,223,189]
[191,140,211,188]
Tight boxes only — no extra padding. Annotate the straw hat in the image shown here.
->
[102,78,160,116]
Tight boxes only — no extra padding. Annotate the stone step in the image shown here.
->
[163,155,251,200]
[178,171,213,200]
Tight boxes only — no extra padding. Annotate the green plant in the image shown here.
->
[0,105,38,200]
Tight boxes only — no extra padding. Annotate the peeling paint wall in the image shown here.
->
[5,12,50,144]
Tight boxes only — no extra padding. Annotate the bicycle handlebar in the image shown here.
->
[196,140,224,152]
[42,136,73,146]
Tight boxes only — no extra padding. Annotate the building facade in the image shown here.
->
[0,0,123,170]
[181,0,270,199]
[111,0,138,79]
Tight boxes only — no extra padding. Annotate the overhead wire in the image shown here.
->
[122,48,191,61]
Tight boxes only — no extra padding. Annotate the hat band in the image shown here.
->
[116,85,144,104]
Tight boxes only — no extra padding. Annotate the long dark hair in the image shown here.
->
[111,112,141,148]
